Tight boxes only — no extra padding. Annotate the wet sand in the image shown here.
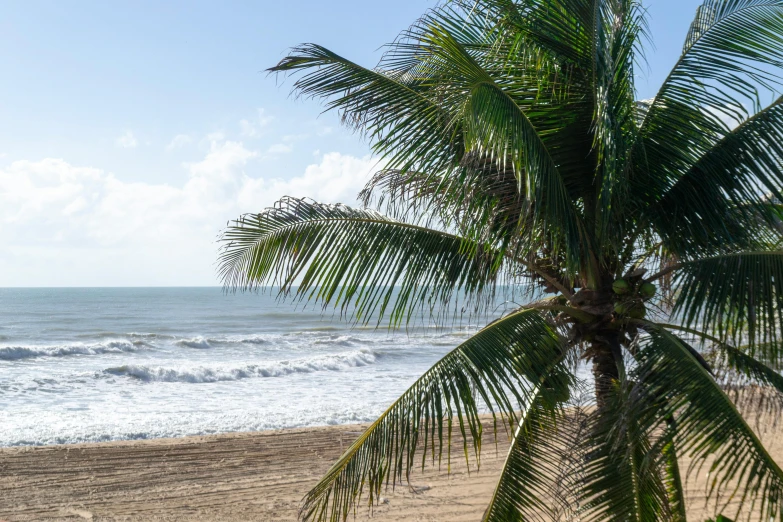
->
[1,417,780,521]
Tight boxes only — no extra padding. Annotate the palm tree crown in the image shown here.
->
[218,0,783,519]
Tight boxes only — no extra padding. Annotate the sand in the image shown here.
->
[1,417,781,521]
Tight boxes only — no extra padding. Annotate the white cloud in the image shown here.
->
[240,108,273,138]
[204,131,225,143]
[115,131,138,149]
[238,152,380,210]
[0,143,379,286]
[266,143,293,154]
[166,134,192,151]
[282,133,308,142]
[239,120,259,137]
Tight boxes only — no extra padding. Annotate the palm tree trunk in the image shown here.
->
[591,337,621,410]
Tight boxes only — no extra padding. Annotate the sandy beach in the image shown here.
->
[1,415,781,522]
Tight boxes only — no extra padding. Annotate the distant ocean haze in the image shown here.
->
[0,287,513,446]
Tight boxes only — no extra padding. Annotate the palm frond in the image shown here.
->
[299,308,566,521]
[481,367,578,522]
[462,79,585,268]
[272,7,590,271]
[653,322,783,416]
[661,419,688,522]
[579,381,670,521]
[634,0,783,238]
[359,161,529,256]
[269,43,463,176]
[644,97,783,256]
[721,343,783,394]
[673,250,783,357]
[403,1,598,195]
[381,15,587,270]
[734,341,783,371]
[218,197,506,326]
[634,327,783,519]
[592,0,646,243]
[465,0,596,69]
[449,0,602,204]
[719,344,783,422]
[641,0,783,142]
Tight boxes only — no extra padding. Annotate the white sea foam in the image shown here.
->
[0,340,145,361]
[174,335,274,348]
[103,349,378,383]
[0,406,388,447]
[3,287,494,447]
[227,335,268,345]
[174,336,213,349]
[313,335,357,347]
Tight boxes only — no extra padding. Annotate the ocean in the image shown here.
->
[0,287,510,447]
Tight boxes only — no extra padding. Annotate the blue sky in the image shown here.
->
[0,0,704,286]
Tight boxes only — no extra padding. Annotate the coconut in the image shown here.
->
[628,303,646,319]
[613,302,627,315]
[612,279,631,295]
[541,375,571,404]
[640,282,657,299]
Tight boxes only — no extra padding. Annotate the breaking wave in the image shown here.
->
[103,349,378,383]
[174,337,213,349]
[173,335,272,349]
[0,340,146,361]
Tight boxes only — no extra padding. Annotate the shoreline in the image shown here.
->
[1,417,781,521]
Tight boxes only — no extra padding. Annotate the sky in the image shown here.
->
[0,0,706,287]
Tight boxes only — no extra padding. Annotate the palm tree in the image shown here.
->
[218,0,783,519]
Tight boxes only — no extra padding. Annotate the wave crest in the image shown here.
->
[103,350,377,383]
[0,340,145,361]
[174,337,212,349]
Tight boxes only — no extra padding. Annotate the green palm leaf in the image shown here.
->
[462,79,584,268]
[721,343,783,394]
[644,97,783,256]
[218,197,506,325]
[299,308,566,521]
[592,0,646,243]
[273,6,589,273]
[661,419,688,522]
[635,327,783,519]
[732,342,783,371]
[672,250,783,357]
[381,14,587,269]
[579,382,670,521]
[634,0,783,237]
[654,322,783,413]
[481,368,577,522]
[468,0,596,69]
[269,43,463,177]
[640,0,783,151]
[457,0,601,197]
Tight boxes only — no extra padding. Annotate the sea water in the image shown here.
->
[0,287,513,446]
